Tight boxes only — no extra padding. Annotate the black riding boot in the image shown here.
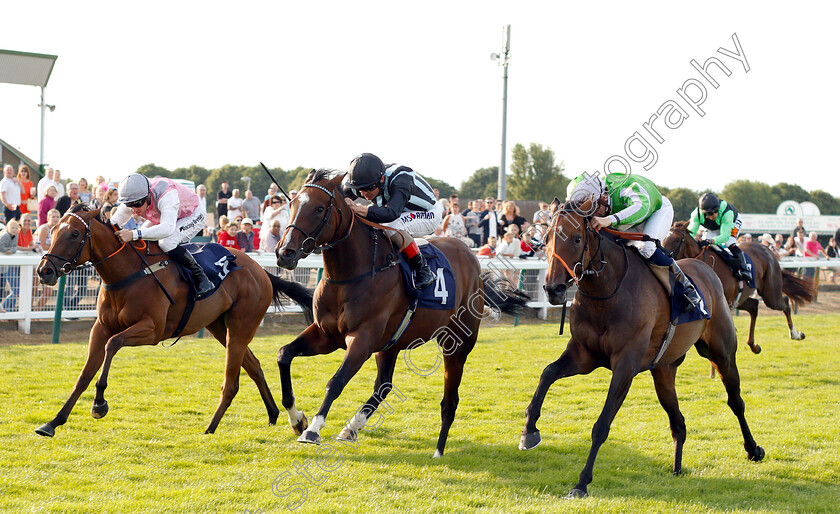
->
[408,253,436,290]
[729,244,751,281]
[168,245,214,297]
[669,260,702,311]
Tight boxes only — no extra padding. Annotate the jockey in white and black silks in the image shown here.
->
[112,173,214,296]
[342,153,444,289]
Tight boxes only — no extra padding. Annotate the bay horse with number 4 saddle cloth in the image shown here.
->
[274,169,530,457]
[519,198,764,498]
[34,204,313,437]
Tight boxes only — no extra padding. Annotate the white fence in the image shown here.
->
[0,253,554,334]
[2,253,837,335]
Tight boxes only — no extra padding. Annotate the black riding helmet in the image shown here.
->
[347,153,385,190]
[699,192,721,214]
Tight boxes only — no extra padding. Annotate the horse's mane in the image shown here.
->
[307,168,346,184]
[69,203,90,214]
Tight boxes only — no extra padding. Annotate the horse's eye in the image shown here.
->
[315,206,325,214]
[574,235,582,244]
[70,231,80,240]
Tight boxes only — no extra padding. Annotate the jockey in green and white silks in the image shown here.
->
[687,193,751,281]
[566,171,702,310]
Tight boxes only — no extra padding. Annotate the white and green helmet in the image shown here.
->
[118,173,151,204]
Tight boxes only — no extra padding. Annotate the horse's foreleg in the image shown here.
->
[278,323,340,436]
[651,362,686,475]
[91,317,157,420]
[298,332,373,445]
[570,362,637,498]
[337,349,400,444]
[521,339,595,451]
[35,321,110,437]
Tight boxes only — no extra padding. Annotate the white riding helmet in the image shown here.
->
[568,174,606,203]
[118,173,151,204]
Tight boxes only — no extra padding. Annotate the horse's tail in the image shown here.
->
[265,270,315,324]
[480,271,533,316]
[781,268,815,306]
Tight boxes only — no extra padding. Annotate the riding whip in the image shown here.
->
[259,162,294,202]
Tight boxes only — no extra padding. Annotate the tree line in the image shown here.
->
[135,146,840,219]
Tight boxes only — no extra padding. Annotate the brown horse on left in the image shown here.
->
[34,204,313,437]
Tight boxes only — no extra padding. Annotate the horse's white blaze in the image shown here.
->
[58,222,69,231]
[297,192,310,206]
[306,415,326,435]
[287,406,304,426]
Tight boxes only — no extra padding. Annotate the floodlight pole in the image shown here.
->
[39,87,46,174]
[492,25,511,201]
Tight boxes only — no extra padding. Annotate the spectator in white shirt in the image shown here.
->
[0,165,22,222]
[227,188,243,220]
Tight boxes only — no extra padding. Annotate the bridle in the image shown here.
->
[282,182,354,257]
[40,210,135,277]
[667,227,687,260]
[546,204,628,300]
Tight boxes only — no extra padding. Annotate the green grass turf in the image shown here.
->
[1,314,839,513]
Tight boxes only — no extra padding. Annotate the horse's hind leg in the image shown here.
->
[278,323,342,436]
[35,321,110,437]
[737,297,761,354]
[207,316,280,426]
[433,321,479,458]
[706,333,765,462]
[780,296,805,340]
[651,359,687,475]
[521,339,596,451]
[337,349,401,444]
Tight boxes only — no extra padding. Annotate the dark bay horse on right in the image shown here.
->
[520,198,764,498]
[663,221,813,356]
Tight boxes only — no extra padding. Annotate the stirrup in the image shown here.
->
[412,266,436,290]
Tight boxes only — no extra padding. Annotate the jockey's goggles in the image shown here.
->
[358,182,380,192]
[125,198,147,209]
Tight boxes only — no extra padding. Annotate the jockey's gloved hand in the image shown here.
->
[697,240,712,248]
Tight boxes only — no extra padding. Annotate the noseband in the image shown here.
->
[547,206,628,300]
[283,182,354,257]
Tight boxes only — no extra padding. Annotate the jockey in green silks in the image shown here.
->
[566,171,702,310]
[687,193,751,281]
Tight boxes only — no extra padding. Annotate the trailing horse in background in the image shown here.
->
[34,204,313,437]
[663,221,813,358]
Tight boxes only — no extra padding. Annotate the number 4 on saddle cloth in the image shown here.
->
[173,243,240,300]
[397,243,456,310]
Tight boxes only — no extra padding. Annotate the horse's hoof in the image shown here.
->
[291,414,309,436]
[336,426,357,442]
[568,488,588,498]
[432,449,443,459]
[751,345,762,354]
[297,431,321,445]
[34,423,55,437]
[519,430,541,450]
[749,445,765,462]
[91,400,109,419]
[798,333,806,340]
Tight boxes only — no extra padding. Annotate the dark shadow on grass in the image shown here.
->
[317,433,838,511]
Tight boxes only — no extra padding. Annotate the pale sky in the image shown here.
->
[1,1,838,198]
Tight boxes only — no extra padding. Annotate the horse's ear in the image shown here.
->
[550,197,561,213]
[304,169,317,184]
[329,171,347,188]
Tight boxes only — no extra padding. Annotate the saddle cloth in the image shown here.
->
[174,243,240,299]
[670,274,711,325]
[398,243,456,310]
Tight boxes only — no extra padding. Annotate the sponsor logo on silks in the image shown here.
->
[400,211,435,223]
